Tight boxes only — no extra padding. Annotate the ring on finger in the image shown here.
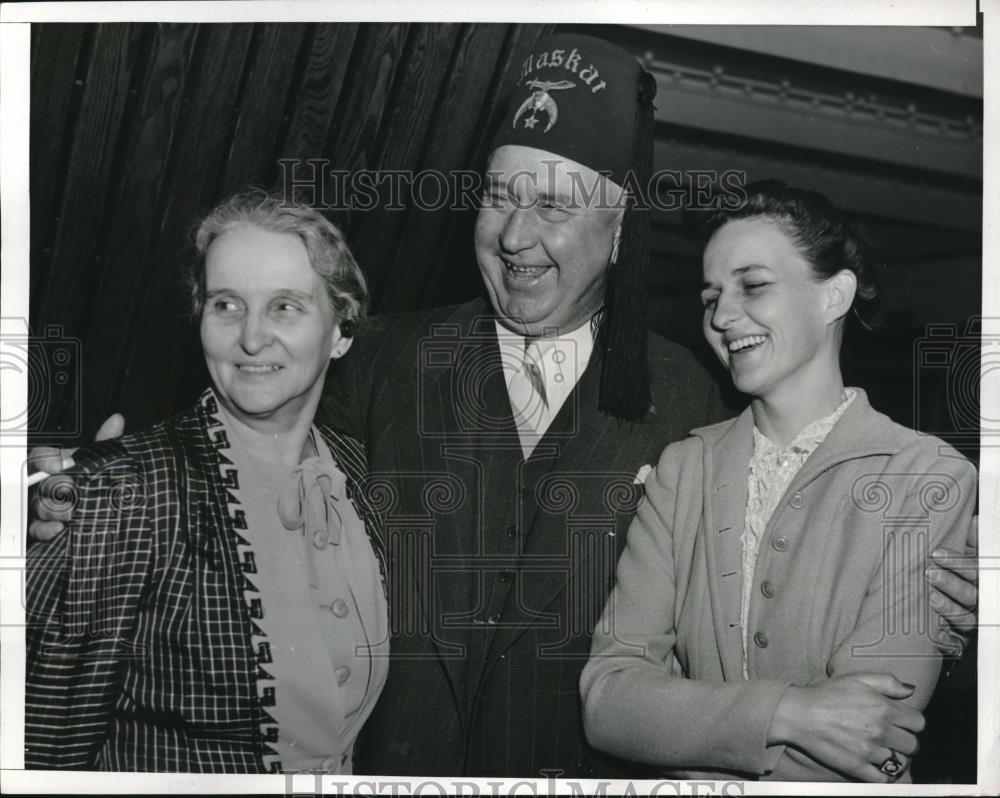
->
[879,750,904,778]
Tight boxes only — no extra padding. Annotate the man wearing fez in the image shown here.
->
[339,34,721,778]
[32,33,978,778]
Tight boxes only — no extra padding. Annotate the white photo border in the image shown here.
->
[1,0,995,794]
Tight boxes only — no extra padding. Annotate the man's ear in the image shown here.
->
[824,269,857,324]
[329,323,355,360]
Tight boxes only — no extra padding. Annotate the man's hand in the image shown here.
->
[927,515,978,655]
[28,414,126,542]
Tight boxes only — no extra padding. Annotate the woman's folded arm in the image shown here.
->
[580,444,792,775]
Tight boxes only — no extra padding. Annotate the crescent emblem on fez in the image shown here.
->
[512,79,577,132]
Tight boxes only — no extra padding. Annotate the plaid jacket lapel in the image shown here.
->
[316,424,388,595]
[190,391,269,766]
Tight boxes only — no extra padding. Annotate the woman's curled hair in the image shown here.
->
[185,188,367,336]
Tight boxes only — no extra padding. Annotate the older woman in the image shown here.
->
[580,182,977,783]
[25,191,388,773]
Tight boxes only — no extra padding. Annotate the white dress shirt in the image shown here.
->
[495,319,595,458]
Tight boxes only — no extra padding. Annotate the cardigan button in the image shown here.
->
[753,631,769,648]
[761,580,775,598]
[789,493,805,509]
[331,598,350,618]
[772,536,788,551]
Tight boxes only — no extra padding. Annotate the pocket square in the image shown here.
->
[633,464,653,485]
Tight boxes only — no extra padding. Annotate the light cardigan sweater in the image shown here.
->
[580,389,976,782]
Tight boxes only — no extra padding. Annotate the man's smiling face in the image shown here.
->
[475,145,624,337]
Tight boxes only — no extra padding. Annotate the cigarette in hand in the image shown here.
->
[26,456,76,487]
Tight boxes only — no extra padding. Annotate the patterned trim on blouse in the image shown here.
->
[201,391,283,773]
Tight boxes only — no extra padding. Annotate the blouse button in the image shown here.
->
[761,580,775,598]
[753,631,769,649]
[331,599,350,618]
[789,493,805,509]
[772,536,788,551]
[335,665,351,685]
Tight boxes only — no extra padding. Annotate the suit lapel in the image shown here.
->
[414,299,519,550]
[467,313,524,533]
[393,301,522,690]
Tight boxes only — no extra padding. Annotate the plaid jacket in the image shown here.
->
[25,390,386,772]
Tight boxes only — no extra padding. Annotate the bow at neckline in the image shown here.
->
[276,455,349,588]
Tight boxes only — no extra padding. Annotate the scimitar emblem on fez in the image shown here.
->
[512,80,577,132]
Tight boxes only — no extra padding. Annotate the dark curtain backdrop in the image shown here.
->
[29,22,556,437]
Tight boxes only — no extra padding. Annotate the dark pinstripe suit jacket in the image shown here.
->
[25,390,386,772]
[322,298,724,778]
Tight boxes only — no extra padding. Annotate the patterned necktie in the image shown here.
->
[523,340,548,409]
[508,339,549,458]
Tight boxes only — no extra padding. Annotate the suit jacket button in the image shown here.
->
[772,536,788,551]
[789,493,804,509]
[335,665,351,685]
[505,525,517,539]
[487,613,500,624]
[753,631,769,648]
[499,571,513,584]
[761,580,775,598]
